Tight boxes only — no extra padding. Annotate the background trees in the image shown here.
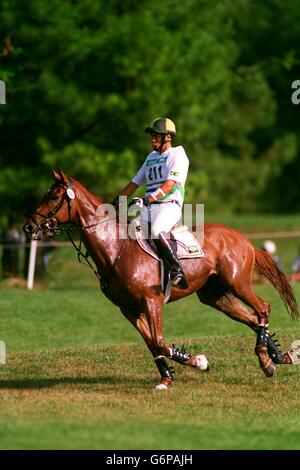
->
[0,0,299,221]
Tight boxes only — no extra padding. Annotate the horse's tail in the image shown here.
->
[254,248,299,322]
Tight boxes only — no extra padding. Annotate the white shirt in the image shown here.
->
[132,146,189,207]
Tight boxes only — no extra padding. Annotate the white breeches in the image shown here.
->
[136,202,182,238]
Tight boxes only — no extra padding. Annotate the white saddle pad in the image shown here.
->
[171,225,204,259]
[130,221,204,261]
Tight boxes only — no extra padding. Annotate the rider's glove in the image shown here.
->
[128,197,149,209]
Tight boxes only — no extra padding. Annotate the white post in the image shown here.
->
[0,341,6,365]
[0,80,6,104]
[27,240,38,290]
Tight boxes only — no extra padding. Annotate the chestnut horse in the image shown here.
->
[24,169,299,389]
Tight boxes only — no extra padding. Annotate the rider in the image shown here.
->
[112,117,189,289]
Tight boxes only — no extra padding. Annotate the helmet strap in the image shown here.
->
[159,134,166,154]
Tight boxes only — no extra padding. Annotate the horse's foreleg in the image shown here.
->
[141,296,210,386]
[141,296,179,389]
[167,344,210,371]
[141,298,210,372]
[120,304,174,390]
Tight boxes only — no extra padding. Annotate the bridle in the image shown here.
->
[24,182,74,238]
[24,180,128,287]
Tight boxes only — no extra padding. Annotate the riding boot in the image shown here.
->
[154,231,189,290]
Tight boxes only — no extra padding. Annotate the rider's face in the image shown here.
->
[151,133,163,150]
[150,133,171,152]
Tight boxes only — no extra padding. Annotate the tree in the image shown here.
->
[0,0,299,219]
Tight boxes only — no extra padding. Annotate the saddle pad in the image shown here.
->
[131,221,204,261]
[171,225,204,259]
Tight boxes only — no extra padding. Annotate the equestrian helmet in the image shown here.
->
[145,118,176,136]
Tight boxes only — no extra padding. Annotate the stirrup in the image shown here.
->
[170,271,188,290]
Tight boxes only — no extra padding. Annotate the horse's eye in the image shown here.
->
[50,194,59,201]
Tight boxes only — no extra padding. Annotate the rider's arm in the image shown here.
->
[112,159,145,206]
[147,179,176,203]
[119,181,140,197]
[112,181,139,208]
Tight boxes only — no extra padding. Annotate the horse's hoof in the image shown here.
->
[195,354,210,371]
[155,383,169,390]
[285,340,300,364]
[262,359,276,377]
[155,378,172,390]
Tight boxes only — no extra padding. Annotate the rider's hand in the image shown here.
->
[128,197,149,209]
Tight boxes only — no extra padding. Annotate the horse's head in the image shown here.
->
[24,169,77,240]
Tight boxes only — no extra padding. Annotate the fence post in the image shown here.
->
[27,240,37,290]
[0,341,6,365]
[0,80,6,104]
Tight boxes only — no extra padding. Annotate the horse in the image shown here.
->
[24,169,300,390]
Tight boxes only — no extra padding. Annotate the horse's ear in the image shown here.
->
[58,168,68,183]
[52,168,61,182]
[52,168,68,184]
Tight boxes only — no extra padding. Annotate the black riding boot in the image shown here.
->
[154,231,188,290]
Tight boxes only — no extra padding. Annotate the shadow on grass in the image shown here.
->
[0,375,154,389]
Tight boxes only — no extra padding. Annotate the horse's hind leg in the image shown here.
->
[222,264,278,376]
[197,275,278,376]
[210,287,287,366]
[197,275,259,331]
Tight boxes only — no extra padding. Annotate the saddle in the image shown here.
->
[129,221,204,303]
[130,221,204,261]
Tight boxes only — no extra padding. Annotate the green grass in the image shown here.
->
[0,340,299,450]
[0,338,300,450]
[0,213,300,449]
[0,280,300,450]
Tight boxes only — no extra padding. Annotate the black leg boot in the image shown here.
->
[154,231,188,290]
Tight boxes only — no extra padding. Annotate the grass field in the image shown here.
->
[0,215,300,449]
[0,280,300,450]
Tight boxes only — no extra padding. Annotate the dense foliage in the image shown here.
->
[0,0,299,220]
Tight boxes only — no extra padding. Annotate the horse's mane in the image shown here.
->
[70,177,105,206]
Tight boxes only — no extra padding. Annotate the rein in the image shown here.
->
[61,216,127,287]
[64,228,102,281]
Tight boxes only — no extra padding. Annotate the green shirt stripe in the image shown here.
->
[160,184,185,201]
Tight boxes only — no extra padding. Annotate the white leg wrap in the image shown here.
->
[195,354,209,371]
[155,383,169,390]
[288,340,300,364]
